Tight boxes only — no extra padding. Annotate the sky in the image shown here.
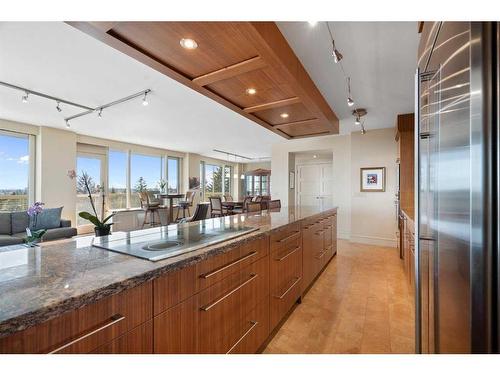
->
[0,133,30,191]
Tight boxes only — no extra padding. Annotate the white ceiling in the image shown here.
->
[0,22,282,161]
[277,22,419,131]
[0,22,419,161]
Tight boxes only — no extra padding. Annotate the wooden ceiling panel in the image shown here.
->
[254,102,315,125]
[68,21,340,139]
[109,22,258,79]
[277,121,331,138]
[206,66,295,108]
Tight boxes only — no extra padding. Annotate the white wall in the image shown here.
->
[36,127,77,221]
[271,128,397,247]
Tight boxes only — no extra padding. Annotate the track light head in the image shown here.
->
[361,128,366,135]
[22,91,29,103]
[97,108,103,118]
[355,116,361,126]
[142,91,149,106]
[65,119,70,128]
[332,41,343,63]
[347,97,354,107]
[56,101,62,112]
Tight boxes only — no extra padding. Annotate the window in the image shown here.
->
[108,150,128,210]
[76,153,104,226]
[200,162,233,199]
[130,153,162,208]
[0,130,34,212]
[167,157,180,193]
[224,166,232,195]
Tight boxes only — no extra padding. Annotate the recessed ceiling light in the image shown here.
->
[313,155,317,158]
[280,113,289,119]
[246,88,257,95]
[308,21,318,27]
[180,38,198,50]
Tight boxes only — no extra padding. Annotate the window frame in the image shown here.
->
[0,129,35,211]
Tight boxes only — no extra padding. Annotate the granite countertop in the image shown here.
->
[0,205,337,338]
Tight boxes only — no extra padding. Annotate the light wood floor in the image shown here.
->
[263,240,415,354]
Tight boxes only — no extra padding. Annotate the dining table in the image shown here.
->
[221,201,244,215]
[157,193,185,224]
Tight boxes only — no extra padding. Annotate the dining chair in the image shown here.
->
[268,199,281,210]
[223,194,233,202]
[254,196,263,203]
[175,190,195,221]
[179,203,209,223]
[246,202,262,213]
[139,191,161,228]
[260,195,271,210]
[209,196,226,217]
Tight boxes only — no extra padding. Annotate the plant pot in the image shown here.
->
[94,226,111,237]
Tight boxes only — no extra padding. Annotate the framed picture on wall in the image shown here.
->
[360,167,385,192]
[289,171,295,189]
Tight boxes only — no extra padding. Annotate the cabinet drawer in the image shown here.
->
[198,255,269,353]
[270,244,302,329]
[227,297,270,354]
[270,223,300,252]
[92,321,153,354]
[153,235,268,315]
[0,281,153,354]
[196,235,269,291]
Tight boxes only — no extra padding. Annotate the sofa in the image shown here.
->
[0,210,77,247]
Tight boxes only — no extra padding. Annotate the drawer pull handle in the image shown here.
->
[314,230,325,235]
[274,277,301,300]
[226,320,259,354]
[48,314,125,354]
[200,251,258,279]
[315,251,326,260]
[277,231,300,243]
[275,246,300,262]
[200,274,258,311]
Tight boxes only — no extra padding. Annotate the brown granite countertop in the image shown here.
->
[0,205,337,338]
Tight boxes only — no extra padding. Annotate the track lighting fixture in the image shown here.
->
[142,91,149,106]
[347,77,354,107]
[361,128,366,135]
[56,101,62,112]
[355,116,361,125]
[65,119,70,128]
[22,91,29,103]
[332,40,343,63]
[97,108,103,118]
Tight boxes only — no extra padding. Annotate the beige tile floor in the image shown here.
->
[263,240,415,354]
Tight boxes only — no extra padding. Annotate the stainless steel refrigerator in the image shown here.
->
[415,22,499,353]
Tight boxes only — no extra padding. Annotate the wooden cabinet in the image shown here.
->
[269,225,302,330]
[0,281,153,354]
[153,235,270,354]
[301,211,337,294]
[91,321,153,354]
[1,210,339,354]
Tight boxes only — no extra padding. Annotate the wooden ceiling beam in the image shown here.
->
[244,97,301,113]
[273,118,318,128]
[192,56,267,86]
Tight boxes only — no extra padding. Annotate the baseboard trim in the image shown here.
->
[349,235,397,248]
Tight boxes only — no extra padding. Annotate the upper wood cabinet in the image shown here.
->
[395,113,415,219]
[68,22,340,139]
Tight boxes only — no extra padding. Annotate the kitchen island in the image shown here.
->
[0,205,337,354]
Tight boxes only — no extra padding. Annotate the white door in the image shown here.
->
[296,163,333,207]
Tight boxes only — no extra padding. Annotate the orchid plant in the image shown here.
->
[76,172,114,236]
[25,201,46,246]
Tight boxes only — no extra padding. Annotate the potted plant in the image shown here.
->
[157,178,167,194]
[25,201,47,247]
[77,172,114,237]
